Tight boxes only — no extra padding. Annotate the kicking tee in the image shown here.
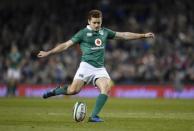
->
[71,26,116,68]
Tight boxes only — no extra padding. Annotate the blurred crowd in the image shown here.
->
[0,0,194,86]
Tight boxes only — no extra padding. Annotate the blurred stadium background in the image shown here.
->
[1,1,194,131]
[0,0,194,98]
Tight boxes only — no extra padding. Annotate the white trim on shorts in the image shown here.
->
[73,62,110,86]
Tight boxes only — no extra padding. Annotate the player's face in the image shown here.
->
[88,17,102,31]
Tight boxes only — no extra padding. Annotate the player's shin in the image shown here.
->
[43,85,69,99]
[91,94,108,118]
[54,85,69,95]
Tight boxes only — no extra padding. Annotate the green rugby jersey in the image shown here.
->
[71,26,116,68]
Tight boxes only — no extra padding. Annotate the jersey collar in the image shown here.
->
[87,25,102,32]
[87,25,92,30]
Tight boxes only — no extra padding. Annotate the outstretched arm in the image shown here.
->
[37,40,74,58]
[115,32,154,40]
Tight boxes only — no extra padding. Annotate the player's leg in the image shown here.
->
[43,79,85,98]
[43,62,89,98]
[67,79,86,94]
[89,77,111,122]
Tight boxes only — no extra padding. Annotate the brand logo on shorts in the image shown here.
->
[79,74,84,78]
[95,38,102,46]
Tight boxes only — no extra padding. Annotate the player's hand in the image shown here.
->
[144,32,155,38]
[37,51,50,58]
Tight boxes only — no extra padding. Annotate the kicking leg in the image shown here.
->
[89,77,112,122]
[43,79,85,98]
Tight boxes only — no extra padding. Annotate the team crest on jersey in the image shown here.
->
[95,38,102,46]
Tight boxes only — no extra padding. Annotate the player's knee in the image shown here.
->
[101,81,112,94]
[106,83,111,93]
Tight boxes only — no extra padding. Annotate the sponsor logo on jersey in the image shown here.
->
[95,38,102,46]
[91,46,104,50]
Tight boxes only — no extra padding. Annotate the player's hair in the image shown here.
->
[88,10,102,20]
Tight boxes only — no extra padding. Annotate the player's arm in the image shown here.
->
[37,40,74,58]
[114,32,154,40]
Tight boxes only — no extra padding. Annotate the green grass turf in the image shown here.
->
[0,97,194,131]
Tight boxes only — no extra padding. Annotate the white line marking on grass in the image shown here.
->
[104,112,194,120]
[48,112,65,116]
[36,112,69,116]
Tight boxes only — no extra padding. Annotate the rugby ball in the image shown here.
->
[73,102,87,122]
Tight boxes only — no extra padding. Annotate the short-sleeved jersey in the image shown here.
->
[71,26,116,68]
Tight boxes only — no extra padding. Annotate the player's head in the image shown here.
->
[88,10,102,31]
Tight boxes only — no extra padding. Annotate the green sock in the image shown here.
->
[54,85,68,95]
[91,94,108,117]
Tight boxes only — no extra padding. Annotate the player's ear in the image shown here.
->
[88,19,91,25]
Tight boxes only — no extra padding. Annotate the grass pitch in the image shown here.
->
[0,97,194,131]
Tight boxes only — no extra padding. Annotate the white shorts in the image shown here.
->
[7,68,21,80]
[74,62,110,85]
